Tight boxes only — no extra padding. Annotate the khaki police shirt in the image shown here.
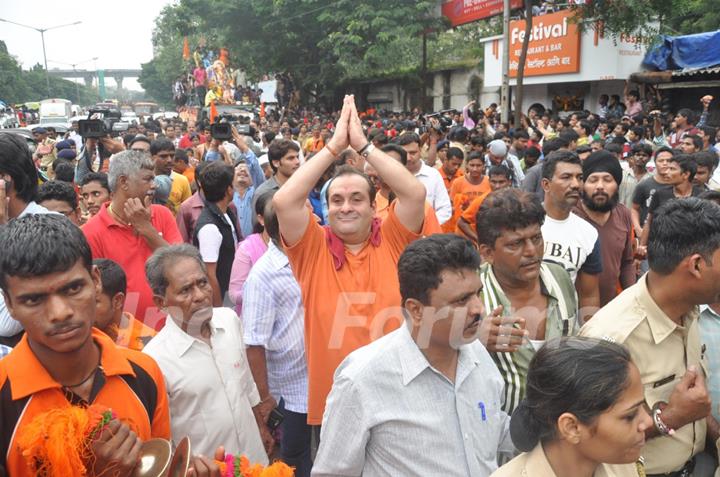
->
[491,443,641,477]
[580,273,707,475]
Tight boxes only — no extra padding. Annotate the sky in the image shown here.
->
[0,0,172,91]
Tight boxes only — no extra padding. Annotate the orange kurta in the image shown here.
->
[286,205,420,424]
[375,193,442,236]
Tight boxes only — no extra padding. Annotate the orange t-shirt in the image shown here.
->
[443,175,491,233]
[0,329,170,476]
[439,167,463,193]
[115,312,158,351]
[375,193,442,236]
[286,205,421,424]
[182,167,195,185]
[457,192,490,239]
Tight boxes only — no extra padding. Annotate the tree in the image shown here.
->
[140,0,448,108]
[567,0,709,43]
[0,41,98,105]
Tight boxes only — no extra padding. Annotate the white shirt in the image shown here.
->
[143,307,268,463]
[313,323,514,477]
[541,212,599,282]
[414,163,452,224]
[197,216,236,262]
[242,242,308,413]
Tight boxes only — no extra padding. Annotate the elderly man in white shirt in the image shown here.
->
[143,244,273,464]
[395,133,452,224]
[312,234,514,477]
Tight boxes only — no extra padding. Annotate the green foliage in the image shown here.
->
[0,41,99,105]
[569,0,718,44]
[140,0,479,106]
[141,0,715,107]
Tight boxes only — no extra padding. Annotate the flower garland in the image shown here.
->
[217,454,294,477]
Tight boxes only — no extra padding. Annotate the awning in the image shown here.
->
[672,66,720,77]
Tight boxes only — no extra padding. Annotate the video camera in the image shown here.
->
[210,113,252,140]
[419,109,455,134]
[78,109,125,138]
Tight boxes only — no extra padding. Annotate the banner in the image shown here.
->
[509,10,581,77]
[442,0,523,27]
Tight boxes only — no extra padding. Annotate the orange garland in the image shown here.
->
[15,404,113,477]
[216,454,295,477]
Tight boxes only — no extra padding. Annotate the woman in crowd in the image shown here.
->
[492,336,652,477]
[227,190,273,316]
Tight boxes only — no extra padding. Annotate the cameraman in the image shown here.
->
[209,123,265,189]
[75,135,124,184]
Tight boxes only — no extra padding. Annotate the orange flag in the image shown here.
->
[209,101,218,123]
[182,37,190,60]
[260,102,265,118]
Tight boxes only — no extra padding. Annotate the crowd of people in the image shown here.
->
[0,87,719,477]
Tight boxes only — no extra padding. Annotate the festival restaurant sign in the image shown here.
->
[508,10,581,77]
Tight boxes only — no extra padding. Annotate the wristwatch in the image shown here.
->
[360,143,375,158]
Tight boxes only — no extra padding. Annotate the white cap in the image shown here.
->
[488,139,507,157]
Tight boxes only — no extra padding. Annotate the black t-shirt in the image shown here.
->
[632,177,670,225]
[647,185,705,216]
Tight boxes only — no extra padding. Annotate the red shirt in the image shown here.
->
[83,203,182,330]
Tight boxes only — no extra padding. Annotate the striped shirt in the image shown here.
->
[242,242,308,413]
[479,262,578,414]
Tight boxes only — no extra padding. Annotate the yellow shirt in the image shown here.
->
[579,273,706,474]
[492,443,641,477]
[168,171,192,215]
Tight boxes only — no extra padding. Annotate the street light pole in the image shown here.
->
[40,30,50,97]
[501,0,511,123]
[0,18,82,98]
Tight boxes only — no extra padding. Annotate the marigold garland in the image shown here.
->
[15,404,115,477]
[216,454,295,477]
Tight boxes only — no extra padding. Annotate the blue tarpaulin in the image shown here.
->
[642,30,720,71]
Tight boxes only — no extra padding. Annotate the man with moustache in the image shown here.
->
[83,151,183,330]
[619,143,653,210]
[313,234,514,476]
[540,150,602,322]
[0,215,172,477]
[143,245,272,465]
[574,151,636,306]
[580,198,720,476]
[477,189,578,414]
[639,154,704,258]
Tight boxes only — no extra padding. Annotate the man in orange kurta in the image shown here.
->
[275,95,427,424]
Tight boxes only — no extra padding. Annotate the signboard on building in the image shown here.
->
[508,10,581,77]
[442,0,523,27]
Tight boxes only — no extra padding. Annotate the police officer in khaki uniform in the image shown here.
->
[581,198,720,477]
[492,337,649,477]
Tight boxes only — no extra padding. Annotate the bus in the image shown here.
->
[39,98,72,125]
[134,102,159,116]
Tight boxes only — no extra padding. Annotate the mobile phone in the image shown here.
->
[267,407,284,431]
[0,176,12,193]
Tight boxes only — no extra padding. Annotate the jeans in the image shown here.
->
[278,398,312,477]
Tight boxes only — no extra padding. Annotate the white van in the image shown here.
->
[39,98,72,126]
